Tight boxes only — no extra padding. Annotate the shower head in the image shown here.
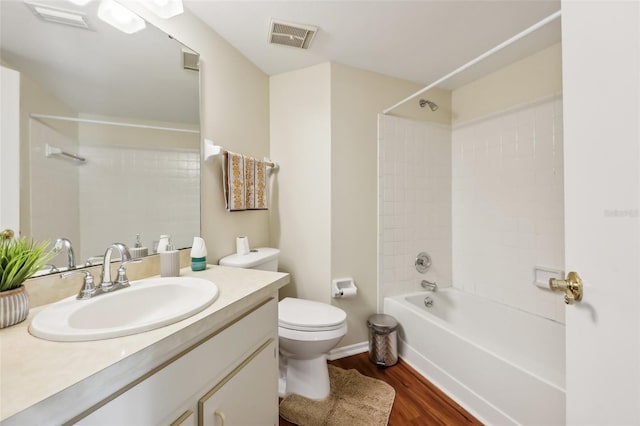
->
[419,99,439,112]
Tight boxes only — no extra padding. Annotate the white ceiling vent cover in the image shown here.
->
[24,1,92,30]
[269,19,317,50]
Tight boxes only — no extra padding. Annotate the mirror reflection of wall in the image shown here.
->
[0,0,200,270]
[30,117,200,264]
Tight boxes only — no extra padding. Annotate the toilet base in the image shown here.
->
[279,353,331,400]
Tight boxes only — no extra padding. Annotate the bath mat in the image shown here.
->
[279,365,395,426]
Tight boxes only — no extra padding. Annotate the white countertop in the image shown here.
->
[0,265,289,425]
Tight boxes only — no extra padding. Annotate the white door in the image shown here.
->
[561,1,640,424]
[0,66,20,233]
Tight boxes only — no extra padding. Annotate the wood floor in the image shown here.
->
[279,352,482,425]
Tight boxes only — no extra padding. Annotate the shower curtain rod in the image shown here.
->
[30,113,200,134]
[382,10,562,115]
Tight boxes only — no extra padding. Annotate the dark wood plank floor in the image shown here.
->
[279,352,482,425]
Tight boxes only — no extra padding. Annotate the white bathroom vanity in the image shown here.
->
[0,265,289,425]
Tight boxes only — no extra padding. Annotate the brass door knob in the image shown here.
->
[549,271,583,304]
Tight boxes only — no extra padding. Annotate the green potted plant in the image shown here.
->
[0,229,54,328]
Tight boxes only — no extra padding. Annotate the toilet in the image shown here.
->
[219,248,347,400]
[278,297,347,399]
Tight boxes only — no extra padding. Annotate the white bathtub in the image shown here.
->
[384,288,565,425]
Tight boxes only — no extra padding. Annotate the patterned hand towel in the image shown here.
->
[223,151,245,211]
[245,156,256,209]
[252,159,269,210]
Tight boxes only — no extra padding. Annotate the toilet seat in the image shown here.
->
[278,297,346,332]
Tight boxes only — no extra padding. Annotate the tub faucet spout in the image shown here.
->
[421,280,437,292]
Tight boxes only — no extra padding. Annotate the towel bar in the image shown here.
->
[45,144,86,163]
[203,139,278,170]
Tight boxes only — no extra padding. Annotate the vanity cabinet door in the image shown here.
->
[199,339,278,426]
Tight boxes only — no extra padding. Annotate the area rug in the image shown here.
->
[279,365,396,426]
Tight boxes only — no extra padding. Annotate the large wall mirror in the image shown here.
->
[0,0,200,273]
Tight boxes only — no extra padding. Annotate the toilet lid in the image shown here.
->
[279,298,347,332]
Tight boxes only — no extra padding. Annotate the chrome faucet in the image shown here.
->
[54,238,76,270]
[99,243,140,292]
[61,270,96,300]
[60,243,141,300]
[421,279,437,292]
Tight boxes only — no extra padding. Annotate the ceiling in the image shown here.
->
[185,0,561,90]
[0,0,199,125]
[0,0,561,123]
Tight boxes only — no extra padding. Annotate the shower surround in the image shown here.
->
[378,96,565,323]
[378,97,566,423]
[377,114,452,304]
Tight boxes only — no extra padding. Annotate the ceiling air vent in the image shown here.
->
[268,19,317,50]
[182,49,200,72]
[24,1,92,30]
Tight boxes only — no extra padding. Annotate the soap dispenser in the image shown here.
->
[159,236,180,277]
[129,234,148,258]
[157,234,170,254]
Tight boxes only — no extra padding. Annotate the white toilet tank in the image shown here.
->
[219,248,280,271]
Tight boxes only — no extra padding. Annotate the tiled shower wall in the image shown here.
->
[378,97,565,322]
[452,97,565,322]
[378,114,452,304]
[78,145,200,261]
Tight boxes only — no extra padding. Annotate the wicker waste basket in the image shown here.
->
[367,313,398,368]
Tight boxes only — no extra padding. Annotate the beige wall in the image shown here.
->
[271,61,452,347]
[269,63,332,304]
[331,63,447,346]
[124,2,271,263]
[452,43,562,123]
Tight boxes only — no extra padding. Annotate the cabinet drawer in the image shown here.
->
[76,297,277,425]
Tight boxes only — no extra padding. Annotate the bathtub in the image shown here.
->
[384,288,565,425]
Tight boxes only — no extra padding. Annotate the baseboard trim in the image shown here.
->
[327,341,368,360]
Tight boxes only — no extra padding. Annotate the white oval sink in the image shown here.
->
[29,277,218,342]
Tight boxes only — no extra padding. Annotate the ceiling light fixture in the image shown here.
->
[65,0,94,5]
[97,0,145,34]
[139,0,183,19]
